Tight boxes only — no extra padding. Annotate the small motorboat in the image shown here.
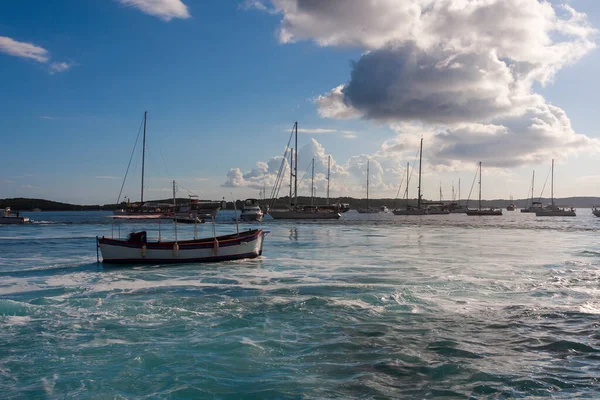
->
[0,207,30,224]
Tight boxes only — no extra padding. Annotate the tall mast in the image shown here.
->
[140,111,147,206]
[172,180,177,242]
[458,178,461,207]
[289,149,293,208]
[406,162,409,209]
[294,122,298,208]
[478,162,482,211]
[551,159,554,207]
[326,155,331,205]
[311,158,315,206]
[532,170,535,206]
[439,182,442,202]
[417,138,423,210]
[366,160,370,210]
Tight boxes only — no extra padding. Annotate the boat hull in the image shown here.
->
[535,211,576,217]
[466,210,503,216]
[356,209,379,214]
[0,217,30,225]
[98,229,267,264]
[393,209,428,215]
[269,210,341,220]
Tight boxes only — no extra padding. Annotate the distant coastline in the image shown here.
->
[2,196,600,212]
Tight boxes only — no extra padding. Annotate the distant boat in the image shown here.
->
[0,207,30,224]
[592,206,600,217]
[393,138,428,215]
[535,159,576,217]
[268,123,341,220]
[98,180,269,264]
[239,198,264,222]
[113,112,220,221]
[466,162,503,216]
[507,195,516,211]
[357,160,379,214]
[520,171,543,213]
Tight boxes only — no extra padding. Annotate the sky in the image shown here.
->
[1,0,600,205]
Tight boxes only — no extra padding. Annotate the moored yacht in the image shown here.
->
[239,198,264,222]
[466,162,503,216]
[535,160,576,217]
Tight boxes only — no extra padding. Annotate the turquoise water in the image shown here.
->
[1,210,599,398]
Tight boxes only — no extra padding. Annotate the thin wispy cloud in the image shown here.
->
[116,0,190,21]
[39,116,59,120]
[0,36,49,62]
[96,176,121,180]
[49,62,73,75]
[290,127,358,138]
[0,35,73,74]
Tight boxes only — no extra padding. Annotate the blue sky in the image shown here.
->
[1,0,599,204]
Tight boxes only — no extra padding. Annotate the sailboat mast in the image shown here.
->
[406,162,409,209]
[288,149,293,208]
[172,180,177,242]
[439,182,442,202]
[311,158,315,206]
[458,178,461,207]
[366,160,370,210]
[531,170,535,206]
[551,159,554,207]
[294,122,298,208]
[140,111,147,206]
[326,155,331,205]
[478,162,482,211]
[417,138,423,210]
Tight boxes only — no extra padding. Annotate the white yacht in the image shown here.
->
[239,199,264,222]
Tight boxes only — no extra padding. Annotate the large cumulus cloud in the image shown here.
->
[249,0,598,167]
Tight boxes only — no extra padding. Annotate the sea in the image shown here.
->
[0,210,599,399]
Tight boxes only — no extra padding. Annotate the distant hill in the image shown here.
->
[2,196,599,212]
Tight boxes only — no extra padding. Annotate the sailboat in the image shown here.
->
[592,206,600,217]
[447,178,468,213]
[357,160,379,213]
[466,162,503,216]
[113,112,221,220]
[269,123,341,219]
[520,170,543,213]
[98,180,268,264]
[535,159,576,216]
[393,138,427,215]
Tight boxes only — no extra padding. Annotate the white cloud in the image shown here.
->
[49,61,73,75]
[0,36,75,75]
[96,176,121,180]
[0,36,49,63]
[290,126,358,138]
[222,137,400,197]
[116,0,190,21]
[252,0,597,168]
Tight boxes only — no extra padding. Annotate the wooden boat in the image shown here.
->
[97,228,267,264]
[357,160,379,214]
[466,162,502,216]
[99,180,268,264]
[535,160,576,217]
